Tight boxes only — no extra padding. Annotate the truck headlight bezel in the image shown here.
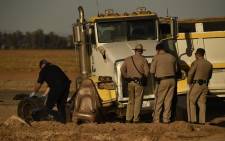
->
[97,76,115,90]
[98,76,113,82]
[97,81,116,90]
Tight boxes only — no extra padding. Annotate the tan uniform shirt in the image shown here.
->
[121,54,149,78]
[150,52,177,78]
[187,58,213,84]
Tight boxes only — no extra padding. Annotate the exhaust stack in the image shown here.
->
[77,6,89,78]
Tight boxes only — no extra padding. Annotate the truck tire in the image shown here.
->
[17,96,46,121]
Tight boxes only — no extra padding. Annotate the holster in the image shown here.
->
[126,77,145,86]
[192,79,208,85]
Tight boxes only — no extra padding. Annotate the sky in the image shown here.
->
[0,0,225,36]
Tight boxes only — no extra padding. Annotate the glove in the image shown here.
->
[29,92,36,97]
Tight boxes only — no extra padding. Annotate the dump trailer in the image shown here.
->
[175,17,225,98]
[72,6,178,119]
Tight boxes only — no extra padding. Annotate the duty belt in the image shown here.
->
[192,79,208,85]
[156,75,175,81]
[155,75,175,84]
[126,77,141,84]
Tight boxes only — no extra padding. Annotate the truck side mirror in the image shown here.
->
[87,25,96,45]
[170,17,178,39]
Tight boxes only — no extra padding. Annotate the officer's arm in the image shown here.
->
[175,59,182,79]
[33,69,44,94]
[120,61,127,78]
[43,87,50,96]
[208,64,213,80]
[187,62,197,84]
[143,59,150,77]
[33,82,42,93]
[150,56,156,74]
[175,59,178,73]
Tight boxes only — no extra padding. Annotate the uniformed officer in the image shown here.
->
[31,59,71,123]
[150,42,177,123]
[187,48,212,124]
[121,44,149,123]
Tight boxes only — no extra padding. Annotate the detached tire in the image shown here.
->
[17,96,46,121]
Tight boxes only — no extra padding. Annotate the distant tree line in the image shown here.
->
[0,29,74,49]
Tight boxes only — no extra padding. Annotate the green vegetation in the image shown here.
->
[0,29,74,49]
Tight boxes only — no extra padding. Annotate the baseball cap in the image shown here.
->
[39,59,49,68]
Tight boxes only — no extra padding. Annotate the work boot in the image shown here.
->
[153,120,160,123]
[44,114,54,121]
[125,120,133,123]
[162,121,170,124]
[133,120,140,123]
[163,119,170,124]
[189,121,198,124]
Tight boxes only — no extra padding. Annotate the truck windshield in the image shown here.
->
[97,19,156,43]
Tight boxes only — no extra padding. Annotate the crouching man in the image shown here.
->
[31,59,71,123]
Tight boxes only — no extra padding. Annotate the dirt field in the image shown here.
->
[0,49,80,92]
[0,50,225,141]
[1,120,225,141]
[1,92,225,141]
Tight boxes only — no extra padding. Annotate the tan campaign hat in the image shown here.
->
[133,44,145,51]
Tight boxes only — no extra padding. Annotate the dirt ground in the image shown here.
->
[1,120,225,141]
[0,91,225,141]
[0,50,225,141]
[0,50,80,92]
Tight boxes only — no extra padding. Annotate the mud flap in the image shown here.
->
[73,79,104,124]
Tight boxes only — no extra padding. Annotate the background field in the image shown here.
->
[0,49,80,92]
[0,50,225,141]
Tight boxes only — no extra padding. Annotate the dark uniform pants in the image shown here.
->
[126,81,144,122]
[153,79,175,123]
[33,82,70,123]
[188,84,208,124]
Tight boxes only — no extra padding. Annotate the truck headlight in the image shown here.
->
[97,82,115,90]
[98,76,112,82]
[97,76,115,90]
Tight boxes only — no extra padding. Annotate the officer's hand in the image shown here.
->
[29,92,36,97]
[40,95,47,98]
[188,84,192,89]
